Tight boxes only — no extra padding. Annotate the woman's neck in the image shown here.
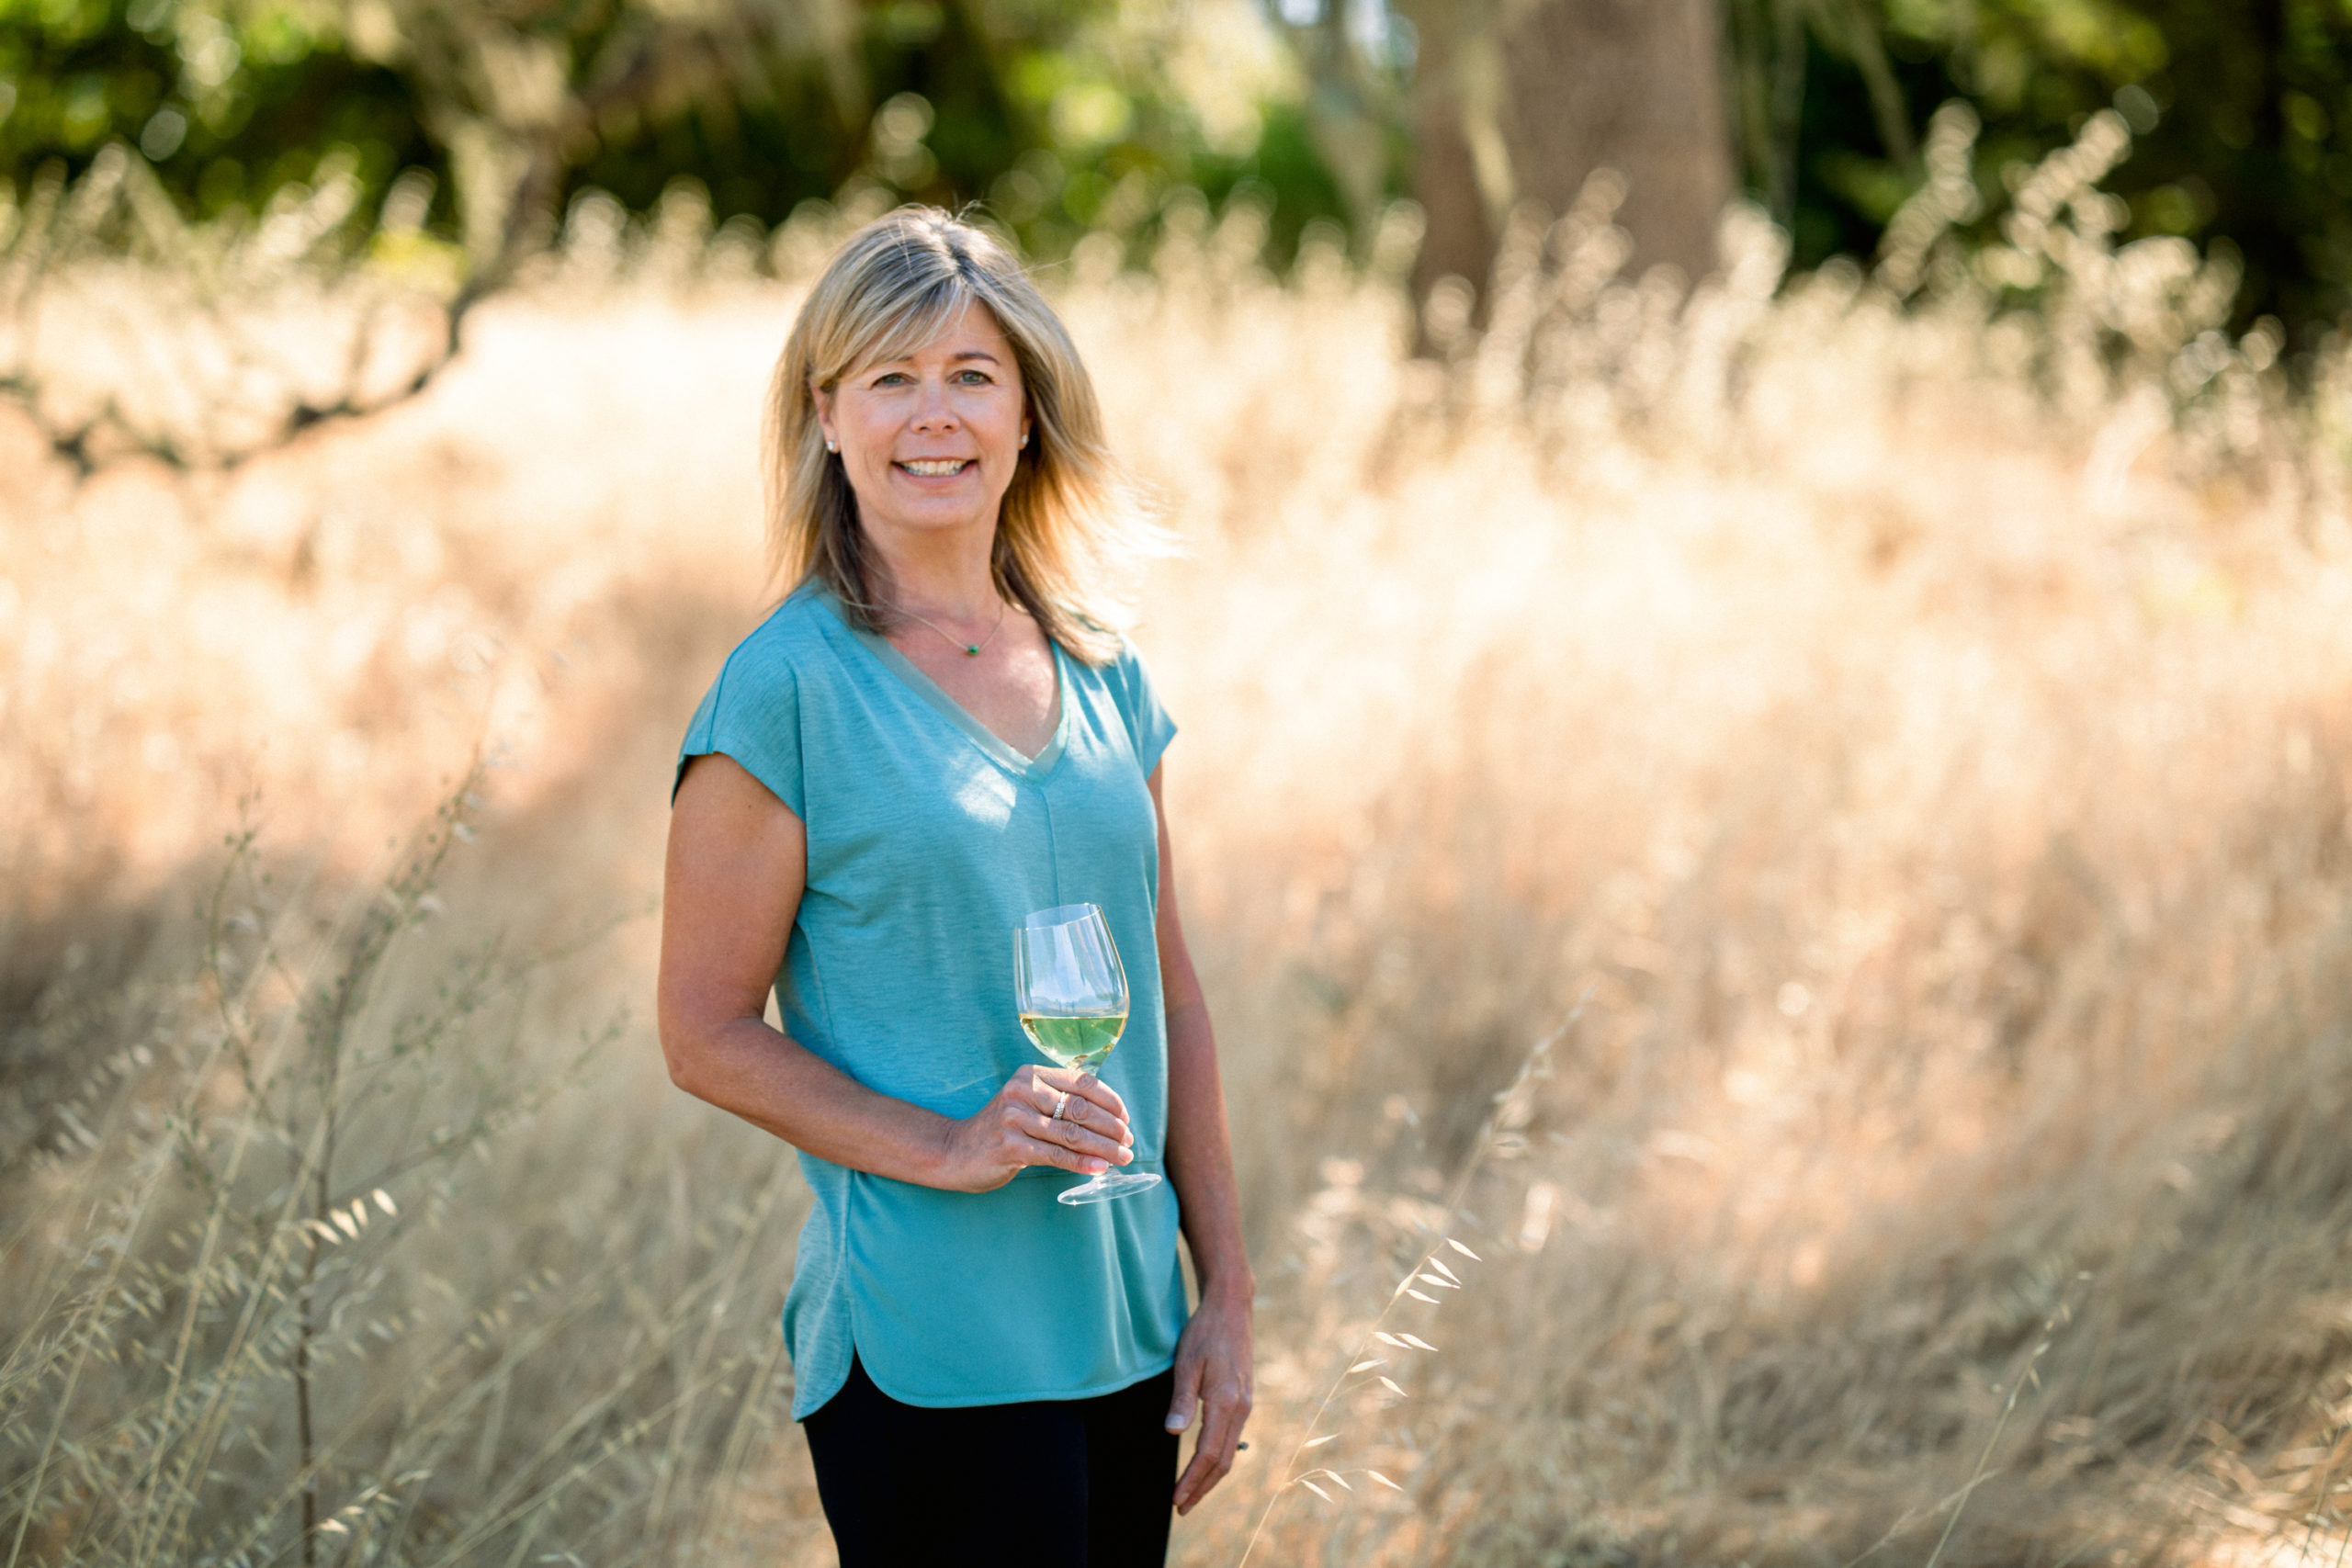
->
[863,517,1002,619]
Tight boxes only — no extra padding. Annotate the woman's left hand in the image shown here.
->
[1165,1284,1253,1515]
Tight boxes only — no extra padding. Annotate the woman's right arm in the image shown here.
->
[659,752,1135,1188]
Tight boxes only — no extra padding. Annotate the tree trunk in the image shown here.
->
[1404,0,1735,307]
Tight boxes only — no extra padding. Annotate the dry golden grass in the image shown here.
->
[8,129,2352,1565]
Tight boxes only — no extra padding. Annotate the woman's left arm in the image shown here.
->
[1150,763,1256,1516]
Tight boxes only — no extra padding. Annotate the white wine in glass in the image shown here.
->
[1013,904,1162,1205]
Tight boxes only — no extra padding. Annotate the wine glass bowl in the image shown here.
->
[1013,904,1161,1205]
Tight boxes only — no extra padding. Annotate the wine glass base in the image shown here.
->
[1057,1171,1163,1205]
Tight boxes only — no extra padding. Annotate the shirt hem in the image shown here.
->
[846,1350,1180,1412]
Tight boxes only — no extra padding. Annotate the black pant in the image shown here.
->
[803,1355,1179,1567]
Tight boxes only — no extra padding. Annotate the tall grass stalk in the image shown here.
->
[1237,993,1591,1566]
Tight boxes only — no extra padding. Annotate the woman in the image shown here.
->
[657,207,1252,1566]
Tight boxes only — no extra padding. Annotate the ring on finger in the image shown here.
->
[1050,1089,1072,1122]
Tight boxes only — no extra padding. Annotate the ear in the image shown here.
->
[809,378,836,447]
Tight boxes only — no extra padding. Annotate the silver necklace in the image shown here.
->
[893,596,1008,658]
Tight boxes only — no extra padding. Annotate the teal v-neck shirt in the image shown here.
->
[675,582,1188,1418]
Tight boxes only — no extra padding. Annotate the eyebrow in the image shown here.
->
[865,348,1001,373]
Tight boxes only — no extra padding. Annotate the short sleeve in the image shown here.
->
[1113,640,1178,777]
[674,639,805,817]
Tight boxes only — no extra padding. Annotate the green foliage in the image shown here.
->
[0,0,425,220]
[1781,0,2352,341]
[2,0,2348,341]
[0,0,1342,270]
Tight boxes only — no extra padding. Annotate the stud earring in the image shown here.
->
[1019,432,1029,448]
[825,439,837,453]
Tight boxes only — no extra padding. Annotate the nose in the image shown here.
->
[910,375,958,432]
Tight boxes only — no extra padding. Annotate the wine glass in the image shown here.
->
[1013,904,1162,1205]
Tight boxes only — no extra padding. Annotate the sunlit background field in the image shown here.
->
[9,120,2352,1566]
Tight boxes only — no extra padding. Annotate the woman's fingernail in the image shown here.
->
[1116,1150,1133,1164]
[1165,1412,1190,1432]
[1085,1159,1108,1173]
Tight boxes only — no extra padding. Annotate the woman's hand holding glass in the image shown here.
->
[1013,904,1162,1203]
[935,1063,1135,1192]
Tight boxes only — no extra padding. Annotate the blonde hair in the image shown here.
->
[763,207,1158,665]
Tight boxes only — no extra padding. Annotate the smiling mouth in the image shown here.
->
[897,458,974,478]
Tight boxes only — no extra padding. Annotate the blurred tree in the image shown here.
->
[1264,0,1409,239]
[1396,0,1735,305]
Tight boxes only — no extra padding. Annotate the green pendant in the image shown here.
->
[965,645,980,656]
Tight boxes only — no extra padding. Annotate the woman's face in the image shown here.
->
[815,301,1031,553]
